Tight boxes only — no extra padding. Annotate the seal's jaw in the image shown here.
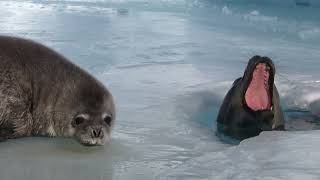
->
[244,61,275,111]
[75,128,110,146]
[79,136,109,146]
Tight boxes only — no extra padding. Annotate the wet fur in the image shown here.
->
[217,56,285,140]
[0,36,115,145]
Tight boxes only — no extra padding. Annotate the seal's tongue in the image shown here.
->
[245,63,271,111]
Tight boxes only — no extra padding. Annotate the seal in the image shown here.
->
[217,55,285,140]
[0,36,115,146]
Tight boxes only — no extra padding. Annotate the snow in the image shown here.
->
[164,131,320,180]
[0,0,320,179]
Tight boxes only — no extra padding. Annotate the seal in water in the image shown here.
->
[0,36,115,146]
[217,55,285,140]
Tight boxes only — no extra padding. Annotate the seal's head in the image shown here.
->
[71,112,114,146]
[70,80,116,146]
[242,55,275,112]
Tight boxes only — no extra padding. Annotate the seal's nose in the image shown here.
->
[91,127,103,138]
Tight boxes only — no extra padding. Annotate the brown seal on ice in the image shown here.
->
[0,36,115,146]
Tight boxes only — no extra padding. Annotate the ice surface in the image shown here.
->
[0,0,320,179]
[163,130,320,180]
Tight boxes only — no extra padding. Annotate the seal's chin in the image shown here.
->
[80,138,106,146]
[77,134,110,146]
[245,63,272,111]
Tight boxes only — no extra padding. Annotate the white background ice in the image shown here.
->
[0,0,320,179]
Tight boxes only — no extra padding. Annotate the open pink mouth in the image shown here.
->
[245,63,272,111]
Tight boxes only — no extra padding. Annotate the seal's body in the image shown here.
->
[217,56,285,140]
[0,36,115,146]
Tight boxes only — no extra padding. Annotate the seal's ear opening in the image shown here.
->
[72,116,85,127]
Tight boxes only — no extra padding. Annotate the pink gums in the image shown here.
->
[245,63,271,111]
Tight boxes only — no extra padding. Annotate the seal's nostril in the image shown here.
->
[97,129,102,137]
[93,129,97,137]
[92,128,102,138]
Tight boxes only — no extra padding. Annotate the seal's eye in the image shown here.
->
[104,115,112,126]
[72,116,86,127]
[75,117,85,125]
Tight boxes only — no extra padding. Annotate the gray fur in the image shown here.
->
[0,36,115,146]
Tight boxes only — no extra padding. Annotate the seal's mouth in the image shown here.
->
[245,63,273,111]
[80,137,106,146]
[76,129,110,146]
